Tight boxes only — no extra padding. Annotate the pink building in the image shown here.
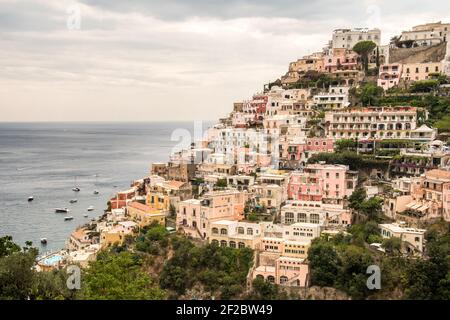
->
[177,190,247,239]
[286,138,334,162]
[324,48,358,73]
[288,164,356,203]
[378,63,402,90]
[252,257,309,287]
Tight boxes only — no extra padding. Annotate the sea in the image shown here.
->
[0,121,213,254]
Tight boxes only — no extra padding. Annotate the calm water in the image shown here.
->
[0,122,212,253]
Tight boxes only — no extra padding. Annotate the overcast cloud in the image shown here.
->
[1,0,449,121]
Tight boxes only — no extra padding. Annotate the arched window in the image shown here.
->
[229,241,236,248]
[220,228,227,235]
[182,219,187,226]
[280,276,288,284]
[192,221,197,228]
[238,242,245,249]
[211,239,219,246]
[220,240,227,247]
[267,275,275,283]
[255,274,264,280]
[212,227,218,234]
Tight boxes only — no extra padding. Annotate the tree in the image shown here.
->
[249,277,287,300]
[0,247,37,299]
[410,80,439,93]
[353,41,377,73]
[357,83,384,106]
[348,188,367,211]
[336,245,374,299]
[216,178,227,188]
[382,237,402,255]
[308,239,341,287]
[0,236,21,258]
[82,251,166,300]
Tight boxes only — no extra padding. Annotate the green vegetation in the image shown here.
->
[308,151,390,171]
[82,250,166,300]
[335,139,357,152]
[216,178,228,188]
[348,188,383,222]
[352,41,377,73]
[0,236,76,300]
[309,220,450,299]
[160,238,254,299]
[409,80,440,93]
[308,237,374,299]
[354,82,384,106]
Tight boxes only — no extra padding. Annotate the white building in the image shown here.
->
[331,28,381,49]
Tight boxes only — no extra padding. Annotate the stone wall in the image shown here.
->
[389,42,447,64]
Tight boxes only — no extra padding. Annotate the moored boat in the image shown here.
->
[64,216,74,221]
[40,238,47,244]
[69,199,78,203]
[87,206,94,211]
[55,208,69,213]
[28,196,34,202]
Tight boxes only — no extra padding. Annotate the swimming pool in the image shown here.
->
[39,254,64,266]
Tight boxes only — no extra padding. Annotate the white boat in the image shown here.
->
[83,214,89,218]
[69,199,78,203]
[55,208,69,213]
[28,196,34,202]
[40,238,47,244]
[64,216,74,221]
[93,190,99,195]
[72,176,80,192]
[87,206,94,211]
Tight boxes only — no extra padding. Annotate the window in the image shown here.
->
[297,212,307,223]
[220,228,227,235]
[280,276,288,284]
[229,241,236,248]
[212,227,218,234]
[238,242,245,249]
[310,214,320,224]
[220,240,227,247]
[285,212,294,224]
[247,228,253,235]
[237,227,245,234]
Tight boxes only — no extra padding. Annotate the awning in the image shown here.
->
[405,202,417,209]
[411,203,422,210]
[417,205,429,212]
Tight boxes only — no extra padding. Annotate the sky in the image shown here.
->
[1,0,450,122]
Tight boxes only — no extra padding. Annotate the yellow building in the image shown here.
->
[127,201,166,227]
[146,190,171,211]
[208,220,262,250]
[100,221,137,248]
